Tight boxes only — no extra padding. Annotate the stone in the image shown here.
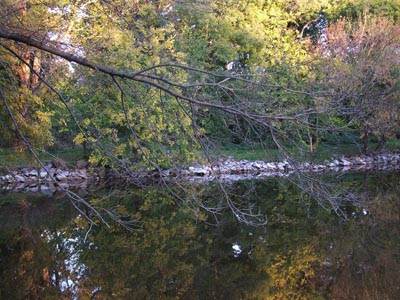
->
[277,163,286,170]
[252,162,262,169]
[28,170,38,177]
[77,169,88,179]
[39,170,48,178]
[340,159,352,166]
[52,158,67,169]
[76,160,88,169]
[15,175,25,182]
[188,166,210,176]
[55,172,68,181]
[4,175,13,182]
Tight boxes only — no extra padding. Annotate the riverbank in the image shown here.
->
[1,152,400,193]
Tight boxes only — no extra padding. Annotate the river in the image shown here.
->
[0,170,399,299]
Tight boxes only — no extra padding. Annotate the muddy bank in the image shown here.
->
[1,152,400,193]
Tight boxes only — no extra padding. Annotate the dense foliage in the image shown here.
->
[0,0,399,168]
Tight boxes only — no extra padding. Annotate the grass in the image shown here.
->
[1,137,399,169]
[214,137,400,163]
[215,143,281,161]
[0,147,87,169]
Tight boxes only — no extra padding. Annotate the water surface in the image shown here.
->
[0,171,399,299]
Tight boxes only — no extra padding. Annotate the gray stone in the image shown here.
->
[55,172,68,181]
[4,175,13,182]
[15,175,25,182]
[252,162,262,169]
[77,169,88,179]
[28,170,38,176]
[340,159,352,166]
[39,171,48,178]
[189,166,210,176]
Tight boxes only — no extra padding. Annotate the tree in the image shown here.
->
[0,0,57,150]
[0,0,319,169]
[311,15,400,153]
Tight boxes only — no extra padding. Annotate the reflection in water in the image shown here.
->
[0,171,399,299]
[232,243,242,258]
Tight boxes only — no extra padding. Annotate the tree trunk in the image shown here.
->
[361,128,370,154]
[375,134,387,152]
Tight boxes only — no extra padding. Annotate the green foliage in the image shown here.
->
[1,0,400,166]
[176,0,309,72]
[0,50,54,151]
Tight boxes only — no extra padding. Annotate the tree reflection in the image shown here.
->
[0,172,399,299]
[0,195,78,299]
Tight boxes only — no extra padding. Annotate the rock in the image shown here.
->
[43,164,53,171]
[29,185,39,192]
[57,182,70,189]
[188,166,210,176]
[39,170,48,178]
[77,169,88,179]
[277,163,286,170]
[52,158,67,169]
[180,169,190,176]
[47,168,56,177]
[160,169,170,177]
[55,172,69,181]
[15,175,25,182]
[76,160,88,169]
[39,185,55,196]
[312,164,325,171]
[340,159,352,166]
[28,170,38,177]
[4,175,13,182]
[252,161,265,169]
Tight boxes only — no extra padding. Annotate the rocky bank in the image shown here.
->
[1,152,400,193]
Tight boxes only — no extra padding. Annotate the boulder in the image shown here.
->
[52,158,67,169]
[77,169,88,179]
[28,170,38,177]
[188,166,211,176]
[55,172,69,181]
[340,159,352,166]
[15,175,25,182]
[76,160,88,169]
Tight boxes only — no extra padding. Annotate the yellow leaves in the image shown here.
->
[81,118,91,127]
[265,245,320,300]
[34,110,54,123]
[73,132,96,145]
[73,133,86,145]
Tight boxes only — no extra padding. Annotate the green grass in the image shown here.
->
[213,137,400,163]
[383,138,400,151]
[0,147,87,169]
[217,144,279,161]
[1,137,399,170]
